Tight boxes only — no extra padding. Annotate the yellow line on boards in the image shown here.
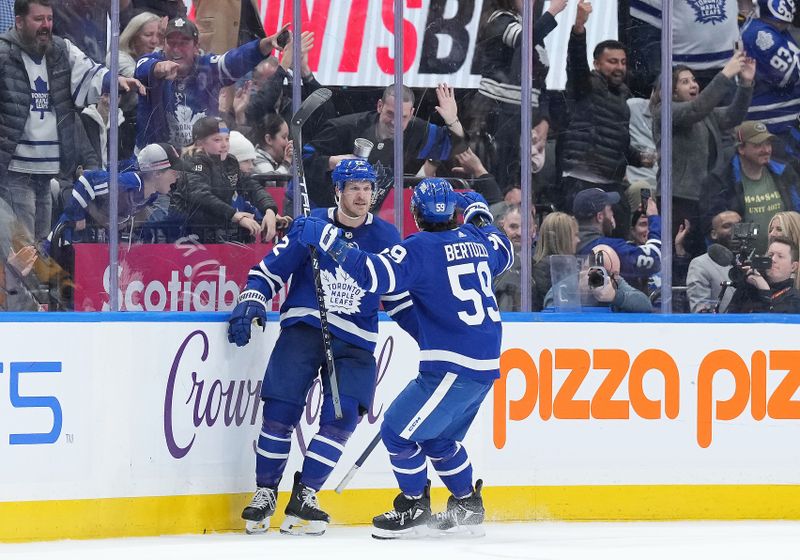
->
[3,485,800,542]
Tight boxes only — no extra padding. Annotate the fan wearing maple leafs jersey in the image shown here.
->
[226,159,416,536]
[134,16,287,150]
[741,0,800,137]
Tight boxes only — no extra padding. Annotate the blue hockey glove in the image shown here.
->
[296,216,342,252]
[458,191,492,225]
[227,289,269,347]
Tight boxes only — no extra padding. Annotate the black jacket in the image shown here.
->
[173,151,277,242]
[726,277,800,313]
[560,30,642,183]
[0,32,81,179]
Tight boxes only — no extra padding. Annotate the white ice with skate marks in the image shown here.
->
[4,521,800,560]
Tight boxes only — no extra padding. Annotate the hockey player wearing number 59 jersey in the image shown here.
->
[296,178,514,538]
[227,159,416,536]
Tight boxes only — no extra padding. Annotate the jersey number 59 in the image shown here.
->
[447,261,501,325]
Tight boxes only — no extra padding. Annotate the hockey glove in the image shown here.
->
[227,289,269,347]
[296,216,342,251]
[458,191,493,226]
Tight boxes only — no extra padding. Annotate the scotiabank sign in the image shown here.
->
[73,241,283,312]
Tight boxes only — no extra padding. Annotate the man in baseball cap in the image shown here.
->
[573,187,663,282]
[134,12,292,150]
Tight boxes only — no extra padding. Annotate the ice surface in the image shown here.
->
[3,521,800,560]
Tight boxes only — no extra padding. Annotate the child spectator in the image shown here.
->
[174,117,278,243]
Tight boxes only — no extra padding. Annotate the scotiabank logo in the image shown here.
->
[102,264,241,312]
[1,361,62,445]
[494,348,800,449]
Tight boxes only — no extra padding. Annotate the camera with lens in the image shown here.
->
[728,222,772,284]
[587,250,610,290]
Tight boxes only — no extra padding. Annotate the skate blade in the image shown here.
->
[279,515,327,536]
[371,525,430,540]
[244,518,270,534]
[430,524,485,538]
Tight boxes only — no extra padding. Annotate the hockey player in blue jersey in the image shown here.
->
[227,159,415,536]
[295,178,514,538]
[742,0,800,137]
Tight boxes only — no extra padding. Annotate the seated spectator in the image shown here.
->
[135,16,288,149]
[251,114,292,180]
[45,143,186,253]
[492,202,537,311]
[651,51,755,257]
[741,0,800,144]
[532,211,579,311]
[544,244,653,312]
[574,188,662,282]
[686,210,742,313]
[767,210,800,292]
[228,130,290,241]
[558,0,654,231]
[701,120,800,253]
[303,83,468,209]
[726,236,800,313]
[173,117,278,243]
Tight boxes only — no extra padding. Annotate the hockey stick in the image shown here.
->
[335,431,382,493]
[290,88,343,419]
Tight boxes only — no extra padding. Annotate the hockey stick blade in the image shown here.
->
[335,432,382,493]
[292,88,332,129]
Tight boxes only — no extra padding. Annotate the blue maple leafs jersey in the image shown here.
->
[741,18,800,134]
[244,208,414,352]
[335,223,514,381]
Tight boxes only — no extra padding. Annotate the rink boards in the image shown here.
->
[1,312,800,542]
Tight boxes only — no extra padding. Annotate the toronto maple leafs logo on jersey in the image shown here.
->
[321,267,364,314]
[169,105,206,147]
[30,76,50,119]
[756,30,776,51]
[686,0,727,24]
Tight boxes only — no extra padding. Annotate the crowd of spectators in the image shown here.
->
[2,0,800,315]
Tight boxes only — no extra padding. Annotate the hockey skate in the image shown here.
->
[241,486,277,534]
[428,479,485,537]
[280,472,330,536]
[372,483,431,540]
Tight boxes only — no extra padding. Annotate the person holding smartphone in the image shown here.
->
[651,49,755,258]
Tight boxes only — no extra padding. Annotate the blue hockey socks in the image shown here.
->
[422,440,474,499]
[300,395,359,491]
[255,399,303,488]
[382,422,428,498]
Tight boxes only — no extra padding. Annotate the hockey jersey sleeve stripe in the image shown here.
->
[248,270,279,297]
[77,175,95,201]
[381,291,411,302]
[385,300,413,316]
[376,254,396,293]
[420,350,500,371]
[399,372,458,439]
[71,188,89,209]
[217,52,234,82]
[749,97,800,113]
[365,257,379,293]
[497,236,515,274]
[279,307,379,343]
[261,264,286,289]
[502,22,521,47]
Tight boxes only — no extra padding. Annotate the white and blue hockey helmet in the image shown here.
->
[759,0,796,22]
[332,158,376,191]
[410,178,458,223]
